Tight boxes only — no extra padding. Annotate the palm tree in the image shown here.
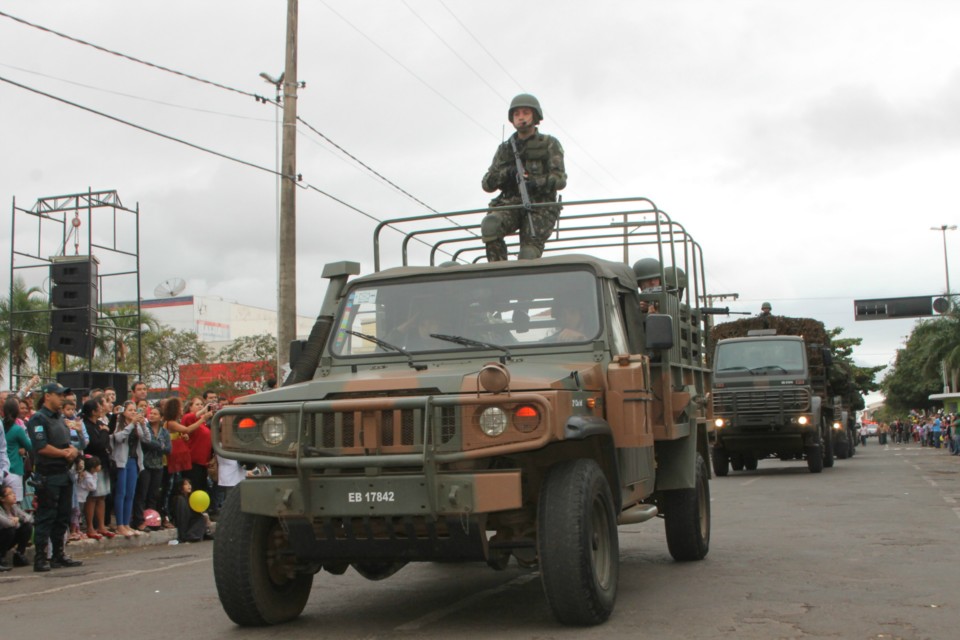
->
[0,277,51,385]
[916,311,960,393]
[98,305,162,374]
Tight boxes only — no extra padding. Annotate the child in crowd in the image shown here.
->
[0,484,33,570]
[75,455,100,539]
[172,478,212,543]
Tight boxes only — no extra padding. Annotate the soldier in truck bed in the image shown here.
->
[481,93,566,262]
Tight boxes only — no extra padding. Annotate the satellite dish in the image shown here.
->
[154,277,186,298]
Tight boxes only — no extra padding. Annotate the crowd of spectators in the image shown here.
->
[1,379,256,571]
[861,412,960,454]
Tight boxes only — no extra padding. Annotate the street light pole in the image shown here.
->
[930,224,957,298]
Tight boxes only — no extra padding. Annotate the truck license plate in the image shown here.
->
[347,491,396,504]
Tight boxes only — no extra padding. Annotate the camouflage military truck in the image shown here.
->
[211,198,714,626]
[711,316,834,474]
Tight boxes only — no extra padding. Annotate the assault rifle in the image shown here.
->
[509,136,537,237]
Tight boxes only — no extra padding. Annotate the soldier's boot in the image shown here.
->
[34,556,51,572]
[50,541,83,568]
[517,244,542,260]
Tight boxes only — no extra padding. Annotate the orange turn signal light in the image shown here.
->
[238,418,257,429]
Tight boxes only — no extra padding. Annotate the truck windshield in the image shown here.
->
[330,269,601,356]
[714,339,806,375]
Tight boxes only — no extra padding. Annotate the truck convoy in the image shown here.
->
[710,315,839,474]
[210,198,714,626]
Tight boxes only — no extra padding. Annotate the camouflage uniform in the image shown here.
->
[481,131,566,261]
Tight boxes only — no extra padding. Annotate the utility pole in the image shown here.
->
[278,0,299,370]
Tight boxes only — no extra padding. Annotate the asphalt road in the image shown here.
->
[3,442,959,639]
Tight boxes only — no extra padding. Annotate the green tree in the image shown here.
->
[0,277,50,386]
[827,328,884,412]
[140,328,210,393]
[881,319,946,413]
[218,333,277,363]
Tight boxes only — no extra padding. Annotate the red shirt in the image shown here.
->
[184,412,213,465]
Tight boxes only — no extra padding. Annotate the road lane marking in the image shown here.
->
[395,572,539,631]
[944,496,957,504]
[954,508,960,521]
[740,478,761,486]
[0,558,207,603]
[922,476,939,488]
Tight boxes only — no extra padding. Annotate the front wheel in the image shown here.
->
[213,490,314,626]
[538,459,619,626]
[823,424,835,468]
[806,443,824,473]
[661,453,711,561]
[711,446,729,477]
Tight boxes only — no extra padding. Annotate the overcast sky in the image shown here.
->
[2,1,959,401]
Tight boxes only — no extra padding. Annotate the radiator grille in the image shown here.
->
[714,388,810,413]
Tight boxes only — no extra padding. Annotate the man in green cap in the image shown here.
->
[26,382,83,571]
[481,93,566,262]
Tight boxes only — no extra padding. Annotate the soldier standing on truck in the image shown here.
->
[759,301,772,316]
[481,94,566,262]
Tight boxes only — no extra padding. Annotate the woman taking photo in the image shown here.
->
[111,401,150,537]
[162,398,213,523]
[80,397,113,539]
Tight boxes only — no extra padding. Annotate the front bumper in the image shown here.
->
[239,470,523,519]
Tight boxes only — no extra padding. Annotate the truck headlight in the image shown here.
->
[479,407,508,437]
[262,416,287,445]
[797,416,809,425]
[832,421,842,430]
[714,418,725,428]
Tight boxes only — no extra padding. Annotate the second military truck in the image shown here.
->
[710,315,835,474]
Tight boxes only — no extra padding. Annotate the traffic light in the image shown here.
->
[853,296,934,321]
[48,256,98,357]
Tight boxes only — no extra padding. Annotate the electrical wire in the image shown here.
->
[0,73,452,258]
[317,0,496,139]
[0,62,275,122]
[0,74,284,178]
[0,9,270,102]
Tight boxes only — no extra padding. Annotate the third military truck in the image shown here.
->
[710,315,838,474]
[210,198,714,627]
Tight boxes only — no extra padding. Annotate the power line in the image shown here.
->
[0,9,270,102]
[0,73,285,178]
[0,62,274,122]
[318,0,496,139]
[401,0,507,101]
[296,116,438,213]
[0,73,451,259]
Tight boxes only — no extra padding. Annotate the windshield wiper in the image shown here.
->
[345,330,427,371]
[429,333,512,361]
[717,366,751,373]
[749,365,788,374]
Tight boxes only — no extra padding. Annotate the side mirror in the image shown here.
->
[645,314,674,351]
[289,339,308,368]
[822,348,833,368]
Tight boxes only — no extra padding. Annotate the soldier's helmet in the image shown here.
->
[508,94,543,123]
[664,266,687,294]
[761,301,772,311]
[632,258,661,283]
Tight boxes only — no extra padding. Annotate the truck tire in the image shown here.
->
[213,489,314,626]
[711,446,729,477]
[730,454,744,472]
[662,453,711,561]
[806,444,824,474]
[743,453,758,471]
[538,459,618,626]
[823,423,835,468]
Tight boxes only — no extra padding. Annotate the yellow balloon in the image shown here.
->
[189,489,210,513]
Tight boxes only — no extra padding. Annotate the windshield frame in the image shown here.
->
[714,337,808,377]
[326,265,606,361]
